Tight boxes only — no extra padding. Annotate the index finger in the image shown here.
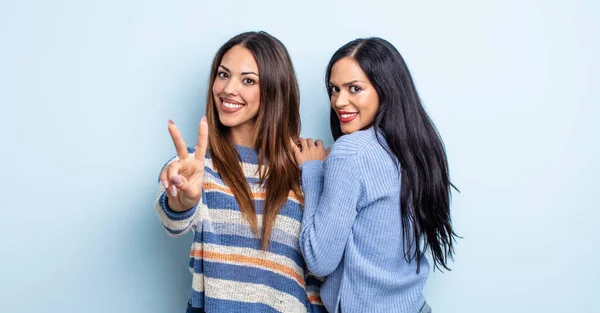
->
[168,120,189,160]
[194,116,209,161]
[299,138,308,152]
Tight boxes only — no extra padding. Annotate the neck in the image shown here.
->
[230,122,256,148]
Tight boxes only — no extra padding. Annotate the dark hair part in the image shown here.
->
[206,31,303,250]
[325,37,458,272]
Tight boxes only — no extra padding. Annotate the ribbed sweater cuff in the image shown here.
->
[159,191,198,220]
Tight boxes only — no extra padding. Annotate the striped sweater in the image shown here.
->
[155,145,325,313]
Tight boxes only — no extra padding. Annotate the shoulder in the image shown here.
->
[329,128,380,158]
[323,128,387,182]
[328,128,397,177]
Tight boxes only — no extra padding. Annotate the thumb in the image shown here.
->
[171,175,191,191]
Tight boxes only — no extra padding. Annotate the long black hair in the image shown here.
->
[325,37,458,272]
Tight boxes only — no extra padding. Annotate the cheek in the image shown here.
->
[212,80,223,96]
[360,97,378,122]
[245,88,261,107]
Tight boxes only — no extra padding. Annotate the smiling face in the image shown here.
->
[328,57,380,134]
[212,45,261,133]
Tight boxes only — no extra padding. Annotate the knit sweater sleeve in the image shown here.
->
[153,150,202,237]
[299,155,363,277]
[304,267,327,313]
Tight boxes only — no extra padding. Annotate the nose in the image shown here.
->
[223,78,239,96]
[333,91,349,109]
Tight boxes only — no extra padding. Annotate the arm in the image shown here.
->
[299,155,362,277]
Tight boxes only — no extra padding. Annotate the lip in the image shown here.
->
[337,110,358,123]
[220,97,245,113]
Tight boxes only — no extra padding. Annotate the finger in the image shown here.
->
[315,139,323,147]
[194,116,209,161]
[171,174,190,191]
[307,138,314,148]
[290,138,301,155]
[168,120,189,161]
[299,138,308,152]
[326,147,331,156]
[160,169,169,190]
[167,162,181,197]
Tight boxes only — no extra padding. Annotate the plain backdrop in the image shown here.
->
[1,0,598,312]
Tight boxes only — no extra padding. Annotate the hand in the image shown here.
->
[159,117,209,212]
[291,138,330,166]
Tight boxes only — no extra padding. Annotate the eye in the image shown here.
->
[242,78,256,85]
[329,85,340,94]
[349,85,362,93]
[217,71,228,79]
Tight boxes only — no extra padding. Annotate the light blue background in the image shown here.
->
[1,0,598,312]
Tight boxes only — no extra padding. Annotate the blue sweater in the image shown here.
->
[155,145,325,313]
[299,128,430,313]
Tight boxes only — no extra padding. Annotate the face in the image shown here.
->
[212,45,261,132]
[329,57,379,134]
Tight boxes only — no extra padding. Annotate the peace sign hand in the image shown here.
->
[159,117,209,212]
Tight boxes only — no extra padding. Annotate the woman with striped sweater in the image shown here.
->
[155,31,325,313]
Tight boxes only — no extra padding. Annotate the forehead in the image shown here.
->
[330,57,367,80]
[221,45,258,71]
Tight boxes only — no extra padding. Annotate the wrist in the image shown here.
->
[167,196,193,212]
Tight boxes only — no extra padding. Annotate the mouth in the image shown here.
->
[220,97,245,113]
[337,111,358,123]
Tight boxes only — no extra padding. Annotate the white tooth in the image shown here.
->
[224,102,243,109]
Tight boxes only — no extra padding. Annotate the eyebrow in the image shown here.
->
[219,65,259,77]
[329,80,364,86]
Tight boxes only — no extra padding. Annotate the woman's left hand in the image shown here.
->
[291,138,330,166]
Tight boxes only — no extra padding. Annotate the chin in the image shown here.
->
[217,116,237,128]
[341,126,357,134]
[218,114,256,129]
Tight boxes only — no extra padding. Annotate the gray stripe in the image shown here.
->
[209,222,300,250]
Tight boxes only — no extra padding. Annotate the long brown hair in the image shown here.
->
[205,31,302,250]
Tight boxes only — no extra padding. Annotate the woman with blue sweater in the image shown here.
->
[292,37,458,313]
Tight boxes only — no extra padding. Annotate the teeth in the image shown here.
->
[223,101,243,109]
[341,113,357,118]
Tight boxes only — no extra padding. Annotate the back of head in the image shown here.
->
[325,37,459,272]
